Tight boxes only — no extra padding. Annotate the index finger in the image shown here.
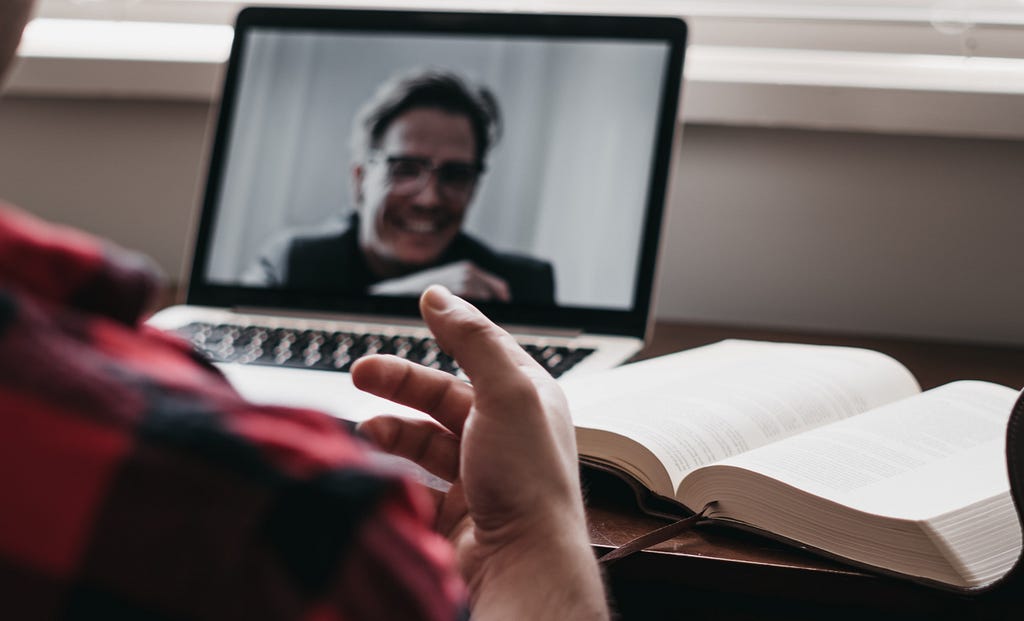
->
[351,354,474,435]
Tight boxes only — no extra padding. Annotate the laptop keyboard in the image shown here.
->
[173,322,594,379]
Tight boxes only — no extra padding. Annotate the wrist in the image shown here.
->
[467,516,608,621]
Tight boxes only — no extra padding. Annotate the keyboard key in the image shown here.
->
[173,322,592,378]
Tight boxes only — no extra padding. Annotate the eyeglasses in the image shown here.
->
[372,154,483,201]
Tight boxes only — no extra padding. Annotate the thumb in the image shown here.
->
[419,285,541,390]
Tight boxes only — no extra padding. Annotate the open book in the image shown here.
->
[561,340,1023,591]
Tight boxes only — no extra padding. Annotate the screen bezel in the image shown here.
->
[186,7,687,338]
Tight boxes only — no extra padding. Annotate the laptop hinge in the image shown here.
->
[230,306,583,339]
[232,306,425,328]
[495,323,582,339]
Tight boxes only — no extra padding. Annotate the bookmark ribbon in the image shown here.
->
[598,503,713,566]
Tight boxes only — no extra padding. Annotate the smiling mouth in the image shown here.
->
[390,215,452,235]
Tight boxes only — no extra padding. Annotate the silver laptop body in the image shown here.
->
[149,7,687,422]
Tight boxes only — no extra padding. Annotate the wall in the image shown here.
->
[2,95,1023,345]
[0,96,208,283]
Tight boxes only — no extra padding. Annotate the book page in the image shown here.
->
[711,381,1018,519]
[565,340,920,492]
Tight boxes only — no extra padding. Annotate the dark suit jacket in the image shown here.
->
[244,216,556,305]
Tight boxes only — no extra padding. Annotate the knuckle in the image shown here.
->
[424,378,459,419]
[491,370,546,408]
[451,306,499,338]
[447,316,512,362]
[508,380,543,407]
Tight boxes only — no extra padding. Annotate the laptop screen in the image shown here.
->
[188,9,686,337]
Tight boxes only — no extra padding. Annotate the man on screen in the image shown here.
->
[244,69,556,304]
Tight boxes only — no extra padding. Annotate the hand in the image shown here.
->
[351,286,607,620]
[368,260,512,302]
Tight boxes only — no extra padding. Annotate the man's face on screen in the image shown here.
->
[356,107,480,273]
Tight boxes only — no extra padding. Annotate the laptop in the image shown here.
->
[148,7,687,422]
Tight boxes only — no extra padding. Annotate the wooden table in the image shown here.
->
[589,320,1024,620]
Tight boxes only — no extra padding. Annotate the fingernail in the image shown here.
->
[423,285,456,311]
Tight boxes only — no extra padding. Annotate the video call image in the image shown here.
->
[203,28,670,310]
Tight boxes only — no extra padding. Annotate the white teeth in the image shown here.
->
[403,220,438,233]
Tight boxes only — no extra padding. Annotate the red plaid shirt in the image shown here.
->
[0,204,467,620]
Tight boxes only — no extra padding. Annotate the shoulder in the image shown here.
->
[245,220,358,288]
[278,222,354,256]
[494,251,554,276]
[453,234,550,272]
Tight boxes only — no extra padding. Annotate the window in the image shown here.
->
[31,0,1024,61]
[21,0,1024,138]
[34,0,1024,55]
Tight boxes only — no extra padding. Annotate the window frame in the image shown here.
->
[16,0,1024,139]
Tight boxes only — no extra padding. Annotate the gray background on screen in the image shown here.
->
[204,30,668,310]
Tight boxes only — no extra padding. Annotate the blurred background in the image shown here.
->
[2,0,1023,343]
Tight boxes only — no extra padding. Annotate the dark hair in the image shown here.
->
[351,69,502,166]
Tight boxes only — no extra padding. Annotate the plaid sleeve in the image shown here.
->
[0,203,162,325]
[0,258,468,618]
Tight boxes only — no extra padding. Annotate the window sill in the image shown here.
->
[8,18,1024,140]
